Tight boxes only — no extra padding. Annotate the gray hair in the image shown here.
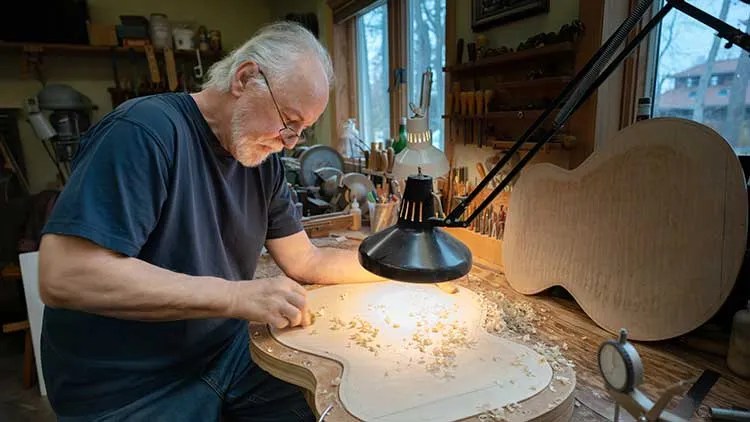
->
[203,21,334,92]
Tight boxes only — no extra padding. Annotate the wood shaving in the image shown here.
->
[477,290,538,338]
[554,375,571,385]
[532,342,575,372]
[476,403,508,422]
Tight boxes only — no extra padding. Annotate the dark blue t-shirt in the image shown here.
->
[40,92,302,415]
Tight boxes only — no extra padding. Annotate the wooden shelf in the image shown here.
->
[442,109,557,121]
[494,76,572,90]
[0,41,223,59]
[489,139,565,151]
[443,42,575,75]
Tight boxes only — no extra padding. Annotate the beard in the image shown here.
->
[229,101,273,167]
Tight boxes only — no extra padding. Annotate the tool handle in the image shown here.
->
[710,407,750,421]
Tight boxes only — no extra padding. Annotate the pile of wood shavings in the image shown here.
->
[466,275,573,372]
[476,288,538,338]
[406,315,476,378]
[315,302,476,378]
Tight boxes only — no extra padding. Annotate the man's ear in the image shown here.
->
[231,61,260,97]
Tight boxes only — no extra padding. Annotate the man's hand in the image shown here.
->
[229,276,312,329]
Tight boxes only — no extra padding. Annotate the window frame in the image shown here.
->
[331,0,446,154]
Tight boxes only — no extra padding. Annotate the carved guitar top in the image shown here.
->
[504,118,747,341]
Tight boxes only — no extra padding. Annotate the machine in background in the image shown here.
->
[282,145,374,218]
[25,84,95,184]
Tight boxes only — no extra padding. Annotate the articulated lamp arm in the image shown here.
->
[438,0,750,228]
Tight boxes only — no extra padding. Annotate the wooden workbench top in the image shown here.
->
[253,235,750,421]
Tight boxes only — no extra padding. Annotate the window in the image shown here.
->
[651,0,750,154]
[333,0,447,155]
[356,3,391,144]
[407,0,447,150]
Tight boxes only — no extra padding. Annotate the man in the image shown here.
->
[38,21,379,421]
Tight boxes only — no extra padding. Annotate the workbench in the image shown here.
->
[252,236,750,421]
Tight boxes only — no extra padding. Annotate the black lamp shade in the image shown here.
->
[358,173,472,282]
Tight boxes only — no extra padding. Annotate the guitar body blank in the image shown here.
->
[504,118,748,341]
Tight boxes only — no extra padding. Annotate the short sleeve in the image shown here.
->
[42,118,171,257]
[265,156,303,240]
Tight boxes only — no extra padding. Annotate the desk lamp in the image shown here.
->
[359,68,467,282]
[359,0,750,283]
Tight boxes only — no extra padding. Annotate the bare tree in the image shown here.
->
[693,0,731,122]
[721,11,750,148]
[654,11,678,114]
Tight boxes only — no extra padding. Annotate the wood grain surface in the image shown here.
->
[503,118,748,341]
[251,236,750,421]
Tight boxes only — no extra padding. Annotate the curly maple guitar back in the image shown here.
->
[504,118,747,341]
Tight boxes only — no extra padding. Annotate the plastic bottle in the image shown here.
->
[727,301,750,378]
[338,118,360,158]
[349,198,362,231]
[393,117,408,154]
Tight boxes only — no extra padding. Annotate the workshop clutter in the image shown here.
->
[368,201,399,233]
[87,15,221,53]
[442,165,508,242]
[99,15,223,108]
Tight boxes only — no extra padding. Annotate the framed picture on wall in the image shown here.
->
[472,0,550,32]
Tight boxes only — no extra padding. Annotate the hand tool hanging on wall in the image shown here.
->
[193,49,204,80]
[474,91,484,147]
[164,47,178,91]
[144,45,161,84]
[460,92,468,145]
[452,83,460,143]
[467,91,475,145]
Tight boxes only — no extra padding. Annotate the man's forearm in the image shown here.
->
[39,234,237,321]
[296,246,386,285]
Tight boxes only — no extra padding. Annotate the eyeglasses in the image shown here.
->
[258,69,304,148]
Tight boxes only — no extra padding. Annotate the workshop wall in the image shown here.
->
[449,0,580,184]
[0,0,273,193]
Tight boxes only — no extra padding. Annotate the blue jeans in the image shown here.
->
[58,330,315,421]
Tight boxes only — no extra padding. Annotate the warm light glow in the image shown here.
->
[270,282,554,422]
[329,280,483,375]
[407,130,432,144]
